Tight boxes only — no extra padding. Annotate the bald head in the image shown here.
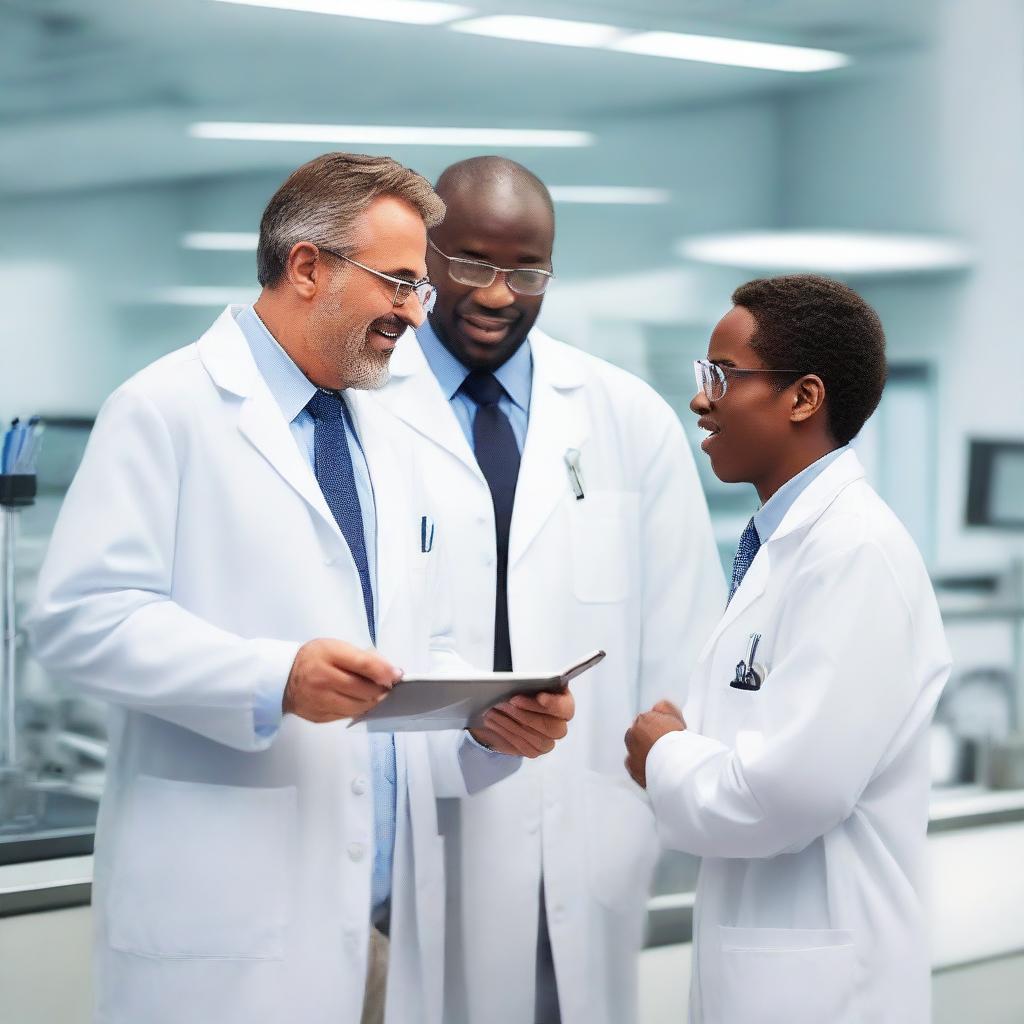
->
[425,157,555,371]
[435,156,555,221]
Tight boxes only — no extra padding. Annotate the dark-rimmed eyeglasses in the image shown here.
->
[428,239,554,296]
[694,358,806,403]
[318,245,434,308]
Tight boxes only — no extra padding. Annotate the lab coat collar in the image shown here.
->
[526,327,588,391]
[375,328,485,481]
[767,447,866,543]
[381,326,591,566]
[697,448,866,657]
[387,323,586,391]
[196,305,263,398]
[197,306,346,551]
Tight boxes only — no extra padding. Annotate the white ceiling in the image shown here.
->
[1,0,935,195]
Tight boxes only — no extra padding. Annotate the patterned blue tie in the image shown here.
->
[728,517,761,605]
[306,389,395,921]
[459,371,521,671]
[306,389,375,640]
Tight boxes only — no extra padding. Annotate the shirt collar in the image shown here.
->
[234,304,317,424]
[754,444,850,544]
[416,316,533,413]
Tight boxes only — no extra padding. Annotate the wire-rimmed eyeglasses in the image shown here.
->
[693,358,806,403]
[427,239,554,296]
[318,245,434,309]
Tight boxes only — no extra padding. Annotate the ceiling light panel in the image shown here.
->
[183,232,259,250]
[190,122,594,147]
[677,231,972,274]
[548,186,670,204]
[450,15,626,48]
[612,31,849,73]
[211,0,472,26]
[144,287,260,306]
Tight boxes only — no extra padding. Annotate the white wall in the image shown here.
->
[779,1,1024,573]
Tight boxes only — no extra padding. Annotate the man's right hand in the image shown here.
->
[283,639,402,723]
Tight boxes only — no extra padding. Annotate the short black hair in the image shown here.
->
[732,274,888,445]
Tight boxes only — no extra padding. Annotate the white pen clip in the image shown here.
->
[564,448,585,500]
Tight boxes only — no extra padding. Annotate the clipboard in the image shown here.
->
[349,650,606,733]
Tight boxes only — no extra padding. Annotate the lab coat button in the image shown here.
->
[347,842,365,862]
[482,554,494,567]
[552,905,565,924]
[351,777,367,796]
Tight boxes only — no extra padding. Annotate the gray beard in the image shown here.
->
[334,327,392,391]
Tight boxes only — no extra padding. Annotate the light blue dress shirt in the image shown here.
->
[236,305,516,923]
[416,316,532,452]
[235,306,396,918]
[753,445,850,544]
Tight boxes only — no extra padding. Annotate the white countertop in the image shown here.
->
[4,787,1024,898]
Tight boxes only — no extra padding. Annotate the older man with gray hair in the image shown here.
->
[29,152,574,1024]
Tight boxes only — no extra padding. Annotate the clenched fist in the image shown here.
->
[284,639,402,723]
[624,699,686,788]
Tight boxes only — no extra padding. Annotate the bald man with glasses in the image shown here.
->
[373,157,725,1024]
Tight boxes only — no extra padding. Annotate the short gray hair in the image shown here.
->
[256,152,446,287]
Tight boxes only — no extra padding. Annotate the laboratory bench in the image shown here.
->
[4,783,1024,953]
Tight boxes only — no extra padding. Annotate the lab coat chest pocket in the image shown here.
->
[107,775,297,959]
[714,926,859,1024]
[569,490,638,604]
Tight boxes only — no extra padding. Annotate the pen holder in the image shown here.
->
[0,475,36,508]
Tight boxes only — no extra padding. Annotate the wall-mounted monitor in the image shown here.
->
[965,439,1024,529]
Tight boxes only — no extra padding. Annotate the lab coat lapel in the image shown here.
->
[697,547,772,660]
[695,448,867,662]
[197,306,343,545]
[508,330,589,569]
[375,329,484,485]
[346,391,404,627]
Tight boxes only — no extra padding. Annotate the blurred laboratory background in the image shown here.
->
[1,0,1023,1021]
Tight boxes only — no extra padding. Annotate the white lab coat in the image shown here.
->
[28,306,476,1024]
[372,328,725,1024]
[645,449,951,1024]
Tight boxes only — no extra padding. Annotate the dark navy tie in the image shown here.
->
[728,517,761,605]
[307,389,396,920]
[460,371,521,671]
[306,389,375,641]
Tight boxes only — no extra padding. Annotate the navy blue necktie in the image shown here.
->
[728,517,761,605]
[306,389,375,642]
[460,371,521,671]
[307,389,396,921]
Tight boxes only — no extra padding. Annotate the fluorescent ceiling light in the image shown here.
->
[612,31,849,73]
[144,286,260,306]
[677,231,972,274]
[211,0,471,25]
[445,15,849,72]
[183,232,259,250]
[181,188,667,251]
[451,15,625,48]
[190,122,593,147]
[549,186,670,205]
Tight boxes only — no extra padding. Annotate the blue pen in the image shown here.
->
[10,421,28,473]
[15,420,44,474]
[1,419,18,474]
